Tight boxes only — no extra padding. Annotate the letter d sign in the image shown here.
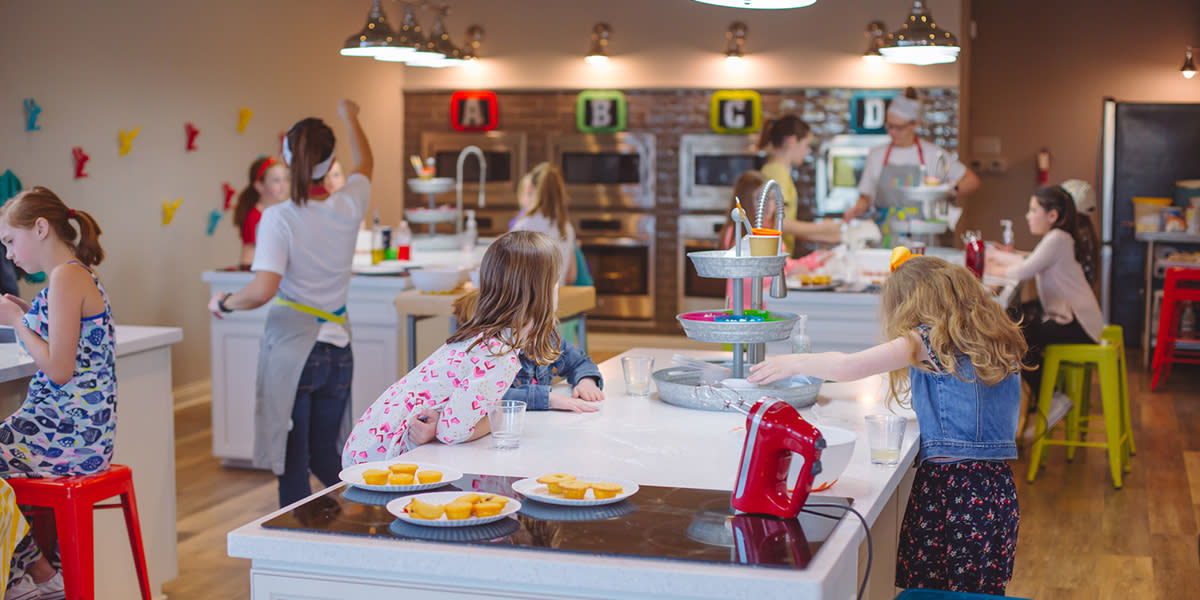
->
[710,90,762,134]
[576,90,627,133]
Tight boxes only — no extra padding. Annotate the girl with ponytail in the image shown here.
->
[233,156,290,269]
[0,185,116,594]
[757,114,842,255]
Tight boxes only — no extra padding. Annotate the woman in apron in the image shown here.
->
[207,99,373,507]
[845,87,980,226]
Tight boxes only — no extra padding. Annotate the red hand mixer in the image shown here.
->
[723,392,826,519]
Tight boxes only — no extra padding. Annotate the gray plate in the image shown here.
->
[677,311,799,344]
[687,250,787,279]
[652,366,821,412]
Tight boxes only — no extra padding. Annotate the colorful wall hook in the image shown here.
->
[23,99,41,131]
[72,147,90,179]
[185,122,200,151]
[162,197,182,225]
[222,182,236,211]
[237,107,254,133]
[118,127,140,156]
[206,209,223,236]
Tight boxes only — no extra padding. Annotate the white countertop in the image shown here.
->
[228,347,918,599]
[0,324,182,383]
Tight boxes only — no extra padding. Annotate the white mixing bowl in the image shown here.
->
[409,268,466,293]
[812,424,857,491]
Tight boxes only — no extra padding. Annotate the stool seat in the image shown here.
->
[7,464,152,600]
[1152,267,1200,391]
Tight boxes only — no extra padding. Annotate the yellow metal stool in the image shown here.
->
[1027,325,1133,488]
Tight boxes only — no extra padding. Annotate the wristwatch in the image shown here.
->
[217,292,234,313]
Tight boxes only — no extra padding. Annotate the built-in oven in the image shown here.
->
[814,134,891,216]
[677,214,728,314]
[419,131,528,208]
[573,211,656,324]
[678,134,766,213]
[548,133,656,211]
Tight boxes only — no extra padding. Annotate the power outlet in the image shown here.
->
[970,157,1008,175]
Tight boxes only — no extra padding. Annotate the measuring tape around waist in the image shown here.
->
[273,298,347,324]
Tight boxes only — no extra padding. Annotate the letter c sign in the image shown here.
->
[710,90,762,134]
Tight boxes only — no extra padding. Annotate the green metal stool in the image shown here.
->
[1027,325,1133,488]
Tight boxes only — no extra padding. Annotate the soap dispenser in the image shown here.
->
[790,315,811,354]
[1000,219,1014,248]
[461,209,478,253]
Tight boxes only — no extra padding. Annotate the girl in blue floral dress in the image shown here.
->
[0,186,114,599]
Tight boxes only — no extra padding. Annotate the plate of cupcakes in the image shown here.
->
[339,461,463,493]
[511,473,639,507]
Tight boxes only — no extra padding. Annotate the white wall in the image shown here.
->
[402,0,961,90]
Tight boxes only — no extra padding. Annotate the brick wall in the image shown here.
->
[404,88,959,334]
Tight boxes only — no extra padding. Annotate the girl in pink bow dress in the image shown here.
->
[342,230,565,466]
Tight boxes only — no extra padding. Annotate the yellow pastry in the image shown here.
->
[456,493,482,504]
[388,463,419,475]
[407,498,444,519]
[537,473,574,484]
[560,480,591,500]
[591,482,623,499]
[361,469,389,485]
[387,472,415,485]
[800,274,813,285]
[444,502,474,520]
[417,470,443,484]
[473,502,502,517]
[479,494,508,506]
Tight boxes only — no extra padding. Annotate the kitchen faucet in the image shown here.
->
[455,146,487,235]
[755,179,788,301]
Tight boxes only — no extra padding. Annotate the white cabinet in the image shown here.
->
[203,272,411,465]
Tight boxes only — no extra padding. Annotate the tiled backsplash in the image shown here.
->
[404,88,959,334]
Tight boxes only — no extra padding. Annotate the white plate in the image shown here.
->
[511,476,639,507]
[338,461,464,493]
[406,207,459,224]
[352,261,412,275]
[388,491,521,527]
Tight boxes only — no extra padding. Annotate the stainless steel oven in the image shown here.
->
[573,211,656,323]
[814,134,890,216]
[678,134,765,212]
[677,214,728,313]
[420,131,528,208]
[548,133,656,211]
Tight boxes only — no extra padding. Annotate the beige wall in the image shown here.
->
[402,0,961,89]
[965,0,1200,249]
[0,0,406,386]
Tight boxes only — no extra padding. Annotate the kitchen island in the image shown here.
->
[228,348,918,600]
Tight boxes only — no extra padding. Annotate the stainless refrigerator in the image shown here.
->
[1099,98,1200,346]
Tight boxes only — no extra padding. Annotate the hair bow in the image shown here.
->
[890,246,916,272]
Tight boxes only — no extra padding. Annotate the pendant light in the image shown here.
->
[1182,47,1197,79]
[862,21,886,64]
[340,0,394,58]
[428,11,467,66]
[460,26,484,61]
[879,0,960,66]
[586,23,611,65]
[374,5,421,62]
[725,22,748,64]
[692,0,816,8]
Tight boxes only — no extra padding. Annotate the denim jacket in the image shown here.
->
[502,340,603,410]
[909,353,1021,465]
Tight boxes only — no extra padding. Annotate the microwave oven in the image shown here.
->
[814,134,891,216]
[547,132,656,211]
[419,131,528,208]
[678,134,765,213]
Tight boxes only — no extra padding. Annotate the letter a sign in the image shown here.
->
[710,90,762,134]
[450,90,499,132]
[576,90,627,133]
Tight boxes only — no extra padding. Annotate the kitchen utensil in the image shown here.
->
[654,369,821,411]
[733,198,755,233]
[671,354,731,382]
[724,394,826,519]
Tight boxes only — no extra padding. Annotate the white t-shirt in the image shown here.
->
[510,214,576,285]
[857,140,968,199]
[252,173,371,343]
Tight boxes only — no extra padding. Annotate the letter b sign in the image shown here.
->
[576,90,627,133]
[710,90,762,134]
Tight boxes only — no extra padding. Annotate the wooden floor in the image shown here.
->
[162,349,1199,600]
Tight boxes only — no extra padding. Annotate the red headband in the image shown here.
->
[255,157,279,182]
[68,209,75,219]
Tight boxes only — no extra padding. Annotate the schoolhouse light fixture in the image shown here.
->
[1182,47,1197,79]
[862,21,887,64]
[340,0,394,58]
[586,23,611,65]
[725,22,748,64]
[879,0,960,66]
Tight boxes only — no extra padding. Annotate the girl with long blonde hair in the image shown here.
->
[342,231,564,465]
[749,253,1025,595]
[510,162,577,285]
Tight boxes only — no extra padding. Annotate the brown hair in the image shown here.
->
[1,186,104,266]
[719,170,769,245]
[284,118,336,205]
[233,157,279,229]
[757,114,810,151]
[902,86,919,100]
[878,256,1026,408]
[522,162,571,240]
[1033,185,1088,265]
[447,231,563,365]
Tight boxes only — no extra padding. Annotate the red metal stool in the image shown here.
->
[6,464,152,600]
[1152,267,1200,390]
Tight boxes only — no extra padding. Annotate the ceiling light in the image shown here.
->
[725,22,747,63]
[692,0,817,8]
[340,0,394,58]
[862,21,886,64]
[586,23,611,65]
[460,26,484,61]
[879,0,960,66]
[1183,47,1197,79]
[428,11,466,66]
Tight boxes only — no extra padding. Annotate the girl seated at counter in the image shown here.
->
[749,252,1024,595]
[232,156,289,269]
[342,231,565,465]
[510,162,577,285]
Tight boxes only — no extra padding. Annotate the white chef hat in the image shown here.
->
[1060,179,1096,214]
[887,96,922,122]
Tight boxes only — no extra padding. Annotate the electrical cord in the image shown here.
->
[802,503,872,600]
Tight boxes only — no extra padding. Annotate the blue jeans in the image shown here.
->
[278,342,353,507]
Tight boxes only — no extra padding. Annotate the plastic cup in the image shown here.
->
[488,400,526,450]
[748,234,781,257]
[864,414,907,465]
[622,355,655,397]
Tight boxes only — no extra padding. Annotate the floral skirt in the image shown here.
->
[896,460,1019,595]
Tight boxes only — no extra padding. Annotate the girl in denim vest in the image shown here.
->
[750,252,1026,595]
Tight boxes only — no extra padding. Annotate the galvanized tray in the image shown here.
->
[652,366,821,412]
[677,311,799,344]
[687,250,787,279]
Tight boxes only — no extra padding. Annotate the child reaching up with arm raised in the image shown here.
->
[343,230,566,466]
[749,252,1026,596]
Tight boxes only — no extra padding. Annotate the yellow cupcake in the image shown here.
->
[560,480,591,500]
[479,494,509,506]
[361,469,389,485]
[537,473,574,484]
[443,502,474,520]
[416,470,442,484]
[473,502,502,517]
[388,463,419,475]
[407,499,444,519]
[456,493,482,505]
[800,274,813,285]
[387,472,415,486]
[591,482,623,499]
